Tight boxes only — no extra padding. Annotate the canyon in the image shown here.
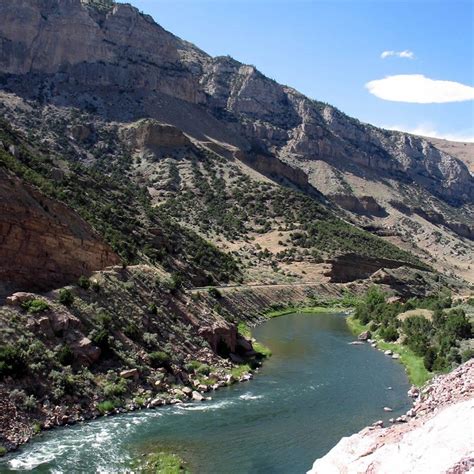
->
[0,0,472,471]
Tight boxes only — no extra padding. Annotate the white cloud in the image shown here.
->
[366,74,474,103]
[381,50,415,59]
[383,123,474,143]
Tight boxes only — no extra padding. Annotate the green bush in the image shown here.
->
[461,348,474,362]
[0,446,6,457]
[403,316,433,356]
[103,379,127,398]
[97,400,116,414]
[0,344,27,378]
[379,326,398,342]
[91,329,110,352]
[58,288,74,306]
[58,345,74,366]
[78,275,91,289]
[184,360,210,374]
[124,322,140,340]
[196,363,210,375]
[21,299,49,313]
[423,347,436,371]
[149,351,171,368]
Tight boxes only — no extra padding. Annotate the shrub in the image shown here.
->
[149,351,171,368]
[423,347,436,371]
[91,329,110,352]
[21,299,49,313]
[379,326,398,342]
[58,345,74,366]
[184,360,202,372]
[461,348,474,362]
[208,287,222,299]
[147,303,158,315]
[103,379,127,398]
[97,400,116,414]
[124,322,140,340]
[78,276,91,289]
[0,446,6,457]
[0,344,27,378]
[196,363,210,375]
[403,316,433,356]
[58,288,74,306]
[444,309,472,339]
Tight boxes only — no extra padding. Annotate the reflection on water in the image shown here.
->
[1,312,411,474]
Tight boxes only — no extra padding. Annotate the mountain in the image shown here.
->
[0,0,472,286]
[0,0,472,455]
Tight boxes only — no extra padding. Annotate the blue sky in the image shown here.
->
[133,0,473,141]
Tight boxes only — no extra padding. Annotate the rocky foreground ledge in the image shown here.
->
[308,360,474,473]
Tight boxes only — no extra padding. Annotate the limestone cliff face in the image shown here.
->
[0,0,207,104]
[0,168,120,295]
[0,0,471,206]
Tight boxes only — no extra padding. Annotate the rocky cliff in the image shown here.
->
[308,360,474,473]
[0,0,472,283]
[1,0,470,202]
[0,167,119,295]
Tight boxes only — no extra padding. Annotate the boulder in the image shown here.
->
[71,337,101,366]
[383,407,393,412]
[229,353,244,364]
[49,311,81,333]
[358,331,371,341]
[236,335,253,352]
[384,350,393,356]
[6,292,37,305]
[120,368,139,379]
[192,391,204,402]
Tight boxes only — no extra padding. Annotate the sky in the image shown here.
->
[131,0,474,141]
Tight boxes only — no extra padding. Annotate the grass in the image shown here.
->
[136,451,188,474]
[253,341,272,357]
[346,315,432,387]
[237,323,271,357]
[231,364,252,379]
[97,400,116,414]
[345,315,368,335]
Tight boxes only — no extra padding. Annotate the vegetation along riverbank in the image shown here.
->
[347,288,474,386]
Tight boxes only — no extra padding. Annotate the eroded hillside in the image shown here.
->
[0,0,472,282]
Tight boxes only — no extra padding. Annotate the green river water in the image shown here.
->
[0,312,411,473]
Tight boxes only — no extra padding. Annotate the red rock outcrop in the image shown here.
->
[0,168,120,295]
[324,253,426,283]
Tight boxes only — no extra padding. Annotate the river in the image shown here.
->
[1,312,411,473]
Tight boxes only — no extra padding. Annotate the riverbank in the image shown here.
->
[1,310,412,473]
[308,359,474,473]
[346,315,432,387]
[0,277,350,456]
